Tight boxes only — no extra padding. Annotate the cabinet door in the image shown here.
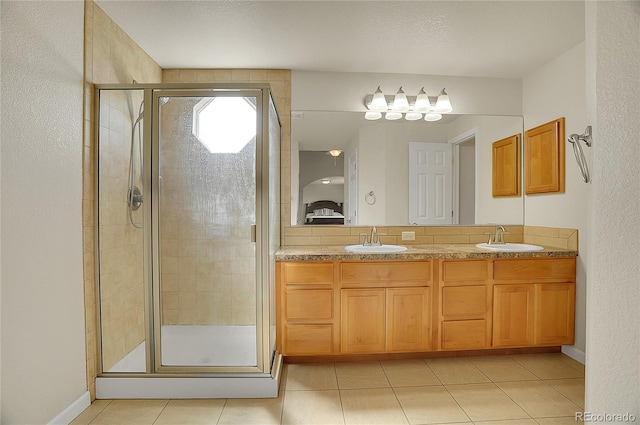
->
[386,287,431,352]
[493,284,534,347]
[341,289,385,353]
[534,283,575,345]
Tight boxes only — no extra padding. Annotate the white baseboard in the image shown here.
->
[562,345,586,364]
[47,391,91,425]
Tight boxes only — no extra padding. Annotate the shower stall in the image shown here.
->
[94,83,281,398]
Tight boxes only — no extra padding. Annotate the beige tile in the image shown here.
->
[70,400,112,425]
[286,362,338,390]
[474,420,537,425]
[335,361,390,389]
[340,388,408,425]
[558,354,585,373]
[544,379,585,409]
[217,396,283,425]
[446,383,529,421]
[381,360,441,387]
[282,390,344,425]
[89,399,168,425]
[394,386,469,424]
[512,354,584,380]
[497,381,580,418]
[425,358,490,385]
[154,399,225,425]
[469,356,540,382]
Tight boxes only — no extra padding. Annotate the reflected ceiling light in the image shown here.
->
[405,112,423,121]
[321,179,331,185]
[424,112,443,122]
[327,149,343,165]
[435,88,453,113]
[364,86,453,122]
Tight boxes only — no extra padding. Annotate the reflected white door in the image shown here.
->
[408,142,453,225]
[346,150,358,225]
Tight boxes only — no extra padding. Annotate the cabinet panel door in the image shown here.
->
[493,284,534,347]
[442,320,488,350]
[535,283,575,345]
[442,260,488,282]
[285,289,333,321]
[341,289,385,353]
[283,324,334,355]
[386,287,431,352]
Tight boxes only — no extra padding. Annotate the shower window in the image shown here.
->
[192,97,257,153]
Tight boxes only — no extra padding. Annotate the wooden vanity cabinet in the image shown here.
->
[492,258,576,347]
[340,261,433,354]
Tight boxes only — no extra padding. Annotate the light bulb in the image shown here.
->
[435,88,453,113]
[414,87,430,112]
[391,87,409,112]
[370,86,388,112]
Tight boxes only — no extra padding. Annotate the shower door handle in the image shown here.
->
[251,224,256,242]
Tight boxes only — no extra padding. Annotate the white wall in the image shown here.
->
[585,1,640,415]
[448,115,525,225]
[0,2,87,424]
[292,71,522,115]
[522,42,588,358]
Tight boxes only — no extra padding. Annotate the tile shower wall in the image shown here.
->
[83,0,162,397]
[97,89,146,372]
[161,69,291,326]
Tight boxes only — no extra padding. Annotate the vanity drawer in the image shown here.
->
[442,260,488,282]
[285,289,333,321]
[283,324,334,355]
[282,262,334,285]
[340,261,431,284]
[441,319,488,350]
[494,258,575,281]
[442,285,487,319]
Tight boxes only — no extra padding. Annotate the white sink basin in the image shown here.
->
[475,243,544,252]
[344,244,408,254]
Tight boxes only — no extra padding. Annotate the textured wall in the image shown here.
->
[1,1,86,423]
[585,1,640,415]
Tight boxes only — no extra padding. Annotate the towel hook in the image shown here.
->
[365,191,376,205]
[567,125,592,183]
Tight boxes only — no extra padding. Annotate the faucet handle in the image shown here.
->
[376,233,387,245]
[484,232,493,244]
[358,233,369,245]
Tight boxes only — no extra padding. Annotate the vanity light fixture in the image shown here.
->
[364,86,453,122]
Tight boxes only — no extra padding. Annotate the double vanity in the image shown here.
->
[275,241,577,360]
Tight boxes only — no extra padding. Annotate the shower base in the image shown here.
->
[97,325,280,399]
[108,325,257,372]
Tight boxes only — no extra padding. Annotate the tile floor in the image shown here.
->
[71,353,585,425]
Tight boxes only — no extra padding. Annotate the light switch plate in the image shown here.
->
[401,231,415,241]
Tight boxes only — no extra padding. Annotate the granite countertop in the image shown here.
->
[275,244,578,261]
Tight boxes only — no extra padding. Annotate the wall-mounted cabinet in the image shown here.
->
[525,117,565,194]
[492,134,521,197]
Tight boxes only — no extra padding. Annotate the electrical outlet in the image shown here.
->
[401,231,415,241]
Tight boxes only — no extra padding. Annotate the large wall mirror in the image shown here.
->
[290,111,524,227]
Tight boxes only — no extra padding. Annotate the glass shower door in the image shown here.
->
[153,90,261,370]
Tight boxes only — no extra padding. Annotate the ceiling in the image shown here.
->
[96,1,585,79]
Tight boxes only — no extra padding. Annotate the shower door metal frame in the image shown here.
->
[94,83,278,377]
